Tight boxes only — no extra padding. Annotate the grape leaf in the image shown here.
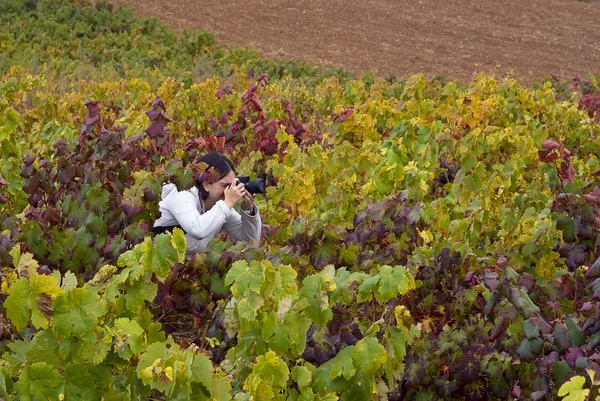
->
[79,333,111,365]
[14,362,63,401]
[53,287,107,337]
[116,247,144,283]
[140,235,179,281]
[292,366,312,389]
[170,227,187,262]
[516,338,543,361]
[113,318,144,360]
[376,265,414,302]
[357,275,379,303]
[262,311,311,356]
[225,260,264,297]
[298,275,333,327]
[5,274,61,330]
[330,346,356,381]
[210,377,232,401]
[353,338,387,376]
[61,271,78,291]
[389,326,409,363]
[10,248,38,278]
[557,376,589,401]
[63,364,105,401]
[249,351,290,389]
[186,353,212,392]
[125,279,157,313]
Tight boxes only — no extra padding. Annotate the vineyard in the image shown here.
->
[1,0,600,400]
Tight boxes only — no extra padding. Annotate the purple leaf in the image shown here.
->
[483,270,500,291]
[518,273,536,292]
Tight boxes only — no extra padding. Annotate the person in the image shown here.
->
[153,152,262,254]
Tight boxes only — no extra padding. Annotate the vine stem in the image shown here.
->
[128,373,150,401]
[554,160,574,216]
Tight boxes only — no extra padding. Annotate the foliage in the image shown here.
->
[0,230,236,400]
[0,0,350,88]
[1,0,600,400]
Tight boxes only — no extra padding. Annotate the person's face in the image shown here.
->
[203,170,235,202]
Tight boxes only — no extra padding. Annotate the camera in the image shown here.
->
[237,176,266,195]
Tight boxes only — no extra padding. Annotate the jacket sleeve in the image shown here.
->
[166,191,232,240]
[222,203,262,243]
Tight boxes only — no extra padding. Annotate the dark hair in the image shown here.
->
[195,152,236,200]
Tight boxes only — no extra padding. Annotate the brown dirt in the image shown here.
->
[112,0,600,84]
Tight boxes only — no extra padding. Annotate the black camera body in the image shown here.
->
[237,176,266,194]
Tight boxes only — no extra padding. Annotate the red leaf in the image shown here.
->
[542,139,562,150]
[583,194,600,205]
[218,112,230,125]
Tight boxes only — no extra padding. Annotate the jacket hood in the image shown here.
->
[161,183,178,200]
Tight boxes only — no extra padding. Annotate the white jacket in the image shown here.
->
[153,183,262,254]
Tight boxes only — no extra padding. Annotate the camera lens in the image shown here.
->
[245,178,266,194]
[237,176,266,195]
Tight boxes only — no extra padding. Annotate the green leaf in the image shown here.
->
[389,326,409,363]
[11,249,38,278]
[236,293,264,321]
[113,318,144,359]
[136,341,172,392]
[5,275,61,330]
[186,353,212,392]
[279,264,299,295]
[509,287,540,317]
[27,332,61,369]
[376,265,414,302]
[84,213,104,235]
[330,346,356,380]
[79,332,111,365]
[523,319,541,340]
[298,275,333,327]
[15,362,63,401]
[554,324,573,351]
[556,216,576,243]
[557,376,589,401]
[516,338,543,361]
[84,187,109,215]
[4,107,20,131]
[170,227,187,263]
[140,235,179,281]
[53,287,107,337]
[63,364,105,401]
[61,271,78,291]
[225,260,264,297]
[292,366,312,389]
[353,338,387,376]
[553,360,574,387]
[116,247,144,282]
[567,318,585,347]
[357,274,379,303]
[340,383,370,401]
[262,311,311,356]
[124,279,157,313]
[249,351,290,389]
[210,377,232,401]
[147,322,167,345]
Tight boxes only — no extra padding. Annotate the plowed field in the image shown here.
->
[113,0,600,83]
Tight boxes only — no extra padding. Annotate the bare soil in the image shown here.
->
[113,0,599,84]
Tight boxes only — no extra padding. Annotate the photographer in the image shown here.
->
[153,152,262,254]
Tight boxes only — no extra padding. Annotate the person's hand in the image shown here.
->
[224,180,245,209]
[241,192,256,212]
